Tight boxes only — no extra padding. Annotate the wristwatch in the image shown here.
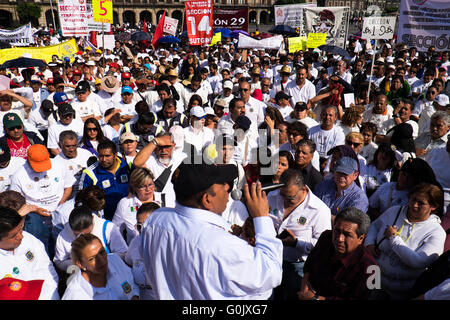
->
[393,113,400,118]
[150,137,158,147]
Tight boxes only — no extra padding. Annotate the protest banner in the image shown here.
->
[361,16,396,40]
[92,0,113,24]
[185,0,213,46]
[163,16,179,36]
[274,3,317,28]
[213,8,248,31]
[238,33,284,50]
[306,33,327,48]
[57,0,89,37]
[288,36,307,52]
[0,23,33,47]
[0,39,79,65]
[302,7,350,48]
[398,0,450,51]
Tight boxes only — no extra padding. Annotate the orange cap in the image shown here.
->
[27,144,51,172]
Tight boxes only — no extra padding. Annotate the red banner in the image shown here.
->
[185,0,213,46]
[213,8,248,32]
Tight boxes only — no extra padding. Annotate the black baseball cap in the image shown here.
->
[75,80,90,94]
[172,163,238,199]
[57,103,75,116]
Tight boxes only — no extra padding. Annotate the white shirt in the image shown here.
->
[47,119,84,150]
[53,214,128,272]
[62,253,138,300]
[274,104,294,121]
[0,231,59,300]
[308,124,346,158]
[0,157,26,192]
[144,152,186,208]
[10,160,75,212]
[27,108,58,132]
[182,126,215,155]
[267,188,332,262]
[286,80,316,106]
[244,96,266,129]
[140,204,283,299]
[71,99,102,119]
[426,147,450,207]
[113,196,149,245]
[362,105,394,135]
[53,148,93,190]
[221,196,249,228]
[369,182,409,214]
[425,278,450,300]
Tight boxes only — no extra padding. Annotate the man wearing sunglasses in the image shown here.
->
[0,113,44,160]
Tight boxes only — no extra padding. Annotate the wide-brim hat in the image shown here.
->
[277,65,292,75]
[101,76,120,93]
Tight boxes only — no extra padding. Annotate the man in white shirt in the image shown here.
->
[267,169,331,300]
[141,163,283,299]
[286,66,316,107]
[273,65,293,94]
[53,130,93,196]
[118,86,137,123]
[238,81,265,131]
[182,106,215,157]
[183,75,209,109]
[368,63,385,88]
[308,105,346,160]
[332,60,353,85]
[274,91,294,121]
[47,103,84,156]
[71,81,102,122]
[217,97,246,137]
[362,94,394,141]
[0,207,60,299]
[98,75,122,113]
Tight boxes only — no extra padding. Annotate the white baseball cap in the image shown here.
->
[204,107,215,115]
[223,80,233,90]
[190,106,206,118]
[435,94,449,106]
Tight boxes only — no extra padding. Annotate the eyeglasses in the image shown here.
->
[138,182,155,190]
[7,126,22,131]
[239,88,249,92]
[87,127,98,132]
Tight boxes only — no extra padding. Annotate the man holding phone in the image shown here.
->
[267,169,331,300]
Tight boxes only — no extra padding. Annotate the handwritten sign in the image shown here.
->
[288,36,307,52]
[306,33,327,48]
[93,0,113,24]
[362,16,396,40]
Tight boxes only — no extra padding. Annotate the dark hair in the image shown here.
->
[360,122,378,139]
[0,206,22,240]
[0,191,26,211]
[135,100,150,115]
[296,138,317,154]
[280,168,305,188]
[69,206,94,232]
[156,83,171,95]
[75,185,106,212]
[287,121,308,138]
[278,150,295,169]
[138,111,157,125]
[137,202,160,217]
[408,183,444,218]
[163,97,177,109]
[71,233,102,264]
[370,143,396,169]
[334,207,371,237]
[82,118,107,147]
[229,97,245,111]
[97,139,117,154]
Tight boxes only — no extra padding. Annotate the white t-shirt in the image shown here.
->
[53,148,93,189]
[0,157,26,192]
[47,120,84,150]
[308,125,346,158]
[10,160,76,212]
[71,99,102,119]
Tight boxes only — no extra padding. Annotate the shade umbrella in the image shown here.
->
[230,30,249,39]
[318,44,349,57]
[130,31,152,42]
[158,36,181,44]
[214,28,231,38]
[269,25,297,36]
[1,57,47,69]
[180,31,188,38]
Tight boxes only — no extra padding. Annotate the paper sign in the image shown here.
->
[288,36,307,52]
[210,32,221,46]
[362,16,396,40]
[58,0,89,36]
[344,93,355,109]
[163,16,179,36]
[306,33,327,48]
[93,0,113,24]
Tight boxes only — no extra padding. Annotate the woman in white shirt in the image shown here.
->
[362,143,397,198]
[112,168,161,245]
[365,183,446,300]
[62,233,139,300]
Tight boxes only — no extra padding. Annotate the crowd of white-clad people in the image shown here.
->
[0,22,449,301]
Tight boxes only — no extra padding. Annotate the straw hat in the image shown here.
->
[100,76,120,93]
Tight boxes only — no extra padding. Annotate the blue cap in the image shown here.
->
[334,157,359,175]
[235,115,251,131]
[121,86,133,94]
[144,63,151,70]
[53,92,70,105]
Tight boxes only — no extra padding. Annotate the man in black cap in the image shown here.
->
[47,103,84,156]
[27,99,58,145]
[72,80,102,122]
[274,91,294,120]
[141,163,283,299]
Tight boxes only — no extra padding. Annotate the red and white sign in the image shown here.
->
[163,16,179,36]
[57,0,89,37]
[185,0,213,46]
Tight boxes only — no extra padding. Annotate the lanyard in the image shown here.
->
[396,222,415,243]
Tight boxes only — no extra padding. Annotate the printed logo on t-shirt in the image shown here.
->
[25,250,34,262]
[120,175,128,183]
[121,281,132,295]
[102,180,111,188]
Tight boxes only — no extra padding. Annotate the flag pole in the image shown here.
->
[102,23,105,61]
[367,39,377,100]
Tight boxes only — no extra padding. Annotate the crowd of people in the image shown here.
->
[0,22,449,301]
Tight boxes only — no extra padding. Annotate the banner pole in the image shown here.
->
[344,7,350,50]
[367,38,377,100]
[102,23,105,61]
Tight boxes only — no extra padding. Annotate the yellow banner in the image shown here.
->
[210,32,221,46]
[306,33,327,49]
[288,36,307,53]
[93,0,113,24]
[0,39,79,65]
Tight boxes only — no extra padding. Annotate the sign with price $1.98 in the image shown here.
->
[362,16,396,40]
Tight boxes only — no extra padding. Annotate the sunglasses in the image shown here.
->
[87,127,98,132]
[346,141,362,148]
[7,126,22,131]
[239,88,250,92]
